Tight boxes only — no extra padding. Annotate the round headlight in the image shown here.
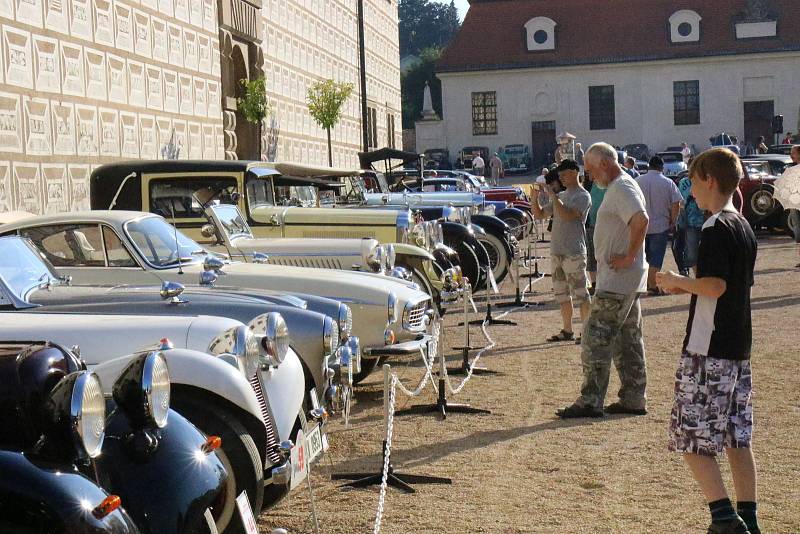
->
[336,345,353,386]
[208,325,259,378]
[263,312,289,366]
[323,316,340,354]
[337,304,353,340]
[367,245,384,272]
[142,352,171,428]
[435,222,444,245]
[111,352,172,430]
[387,292,398,324]
[70,372,106,459]
[385,244,396,272]
[412,224,427,248]
[345,336,361,375]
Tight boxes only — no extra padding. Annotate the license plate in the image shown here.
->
[235,492,258,534]
[289,423,324,490]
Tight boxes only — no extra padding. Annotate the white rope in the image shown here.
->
[372,373,397,534]
[394,320,440,397]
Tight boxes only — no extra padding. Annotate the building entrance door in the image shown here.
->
[743,100,774,149]
[531,121,556,170]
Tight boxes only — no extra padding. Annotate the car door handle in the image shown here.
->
[269,214,281,225]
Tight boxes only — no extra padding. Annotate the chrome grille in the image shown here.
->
[269,257,343,270]
[249,373,283,466]
[404,300,428,330]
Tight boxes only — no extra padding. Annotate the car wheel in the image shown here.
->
[750,188,776,219]
[172,399,264,534]
[501,216,525,241]
[475,232,509,284]
[451,240,482,292]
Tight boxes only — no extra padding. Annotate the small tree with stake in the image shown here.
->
[307,79,353,167]
[236,77,270,159]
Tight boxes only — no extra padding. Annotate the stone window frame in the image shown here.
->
[588,85,615,131]
[673,80,700,126]
[471,91,497,136]
[669,10,702,44]
[524,17,556,51]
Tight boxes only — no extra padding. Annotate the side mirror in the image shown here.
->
[199,270,218,287]
[203,256,225,273]
[252,253,269,264]
[160,281,187,304]
[200,223,216,239]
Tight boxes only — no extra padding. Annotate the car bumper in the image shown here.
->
[363,332,437,357]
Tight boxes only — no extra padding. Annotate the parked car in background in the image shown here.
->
[741,154,793,177]
[497,144,532,174]
[423,148,451,169]
[0,340,229,533]
[709,133,741,155]
[739,159,786,230]
[656,151,688,181]
[458,146,490,172]
[767,144,796,156]
[622,143,652,162]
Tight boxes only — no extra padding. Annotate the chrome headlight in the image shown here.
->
[367,245,384,272]
[112,351,171,430]
[387,291,398,324]
[411,224,427,248]
[346,336,361,375]
[337,304,353,341]
[386,244,396,272]
[262,312,289,367]
[323,316,340,354]
[335,345,353,387]
[208,325,259,378]
[440,267,457,291]
[47,370,106,459]
[435,221,444,245]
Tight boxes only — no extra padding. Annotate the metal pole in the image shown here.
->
[383,363,391,439]
[357,0,369,152]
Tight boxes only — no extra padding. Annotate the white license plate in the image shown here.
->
[289,423,324,490]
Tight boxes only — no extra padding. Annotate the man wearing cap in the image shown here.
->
[531,159,592,343]
[489,152,504,186]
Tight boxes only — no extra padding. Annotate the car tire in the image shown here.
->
[451,240,482,293]
[475,232,509,284]
[172,399,264,534]
[750,187,776,219]
[501,215,525,241]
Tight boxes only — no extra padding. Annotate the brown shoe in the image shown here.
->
[604,402,647,416]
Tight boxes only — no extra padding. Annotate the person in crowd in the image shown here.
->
[585,172,606,294]
[788,145,800,267]
[637,156,682,295]
[575,142,585,174]
[681,142,692,164]
[756,136,768,154]
[673,173,705,276]
[782,132,793,144]
[472,152,486,178]
[623,156,640,178]
[531,160,592,344]
[554,144,563,164]
[489,152,504,186]
[657,148,760,534]
[556,142,648,419]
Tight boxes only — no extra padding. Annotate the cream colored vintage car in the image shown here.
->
[88,160,457,305]
[0,210,438,382]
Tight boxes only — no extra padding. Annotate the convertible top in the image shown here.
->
[358,148,421,171]
[272,162,361,178]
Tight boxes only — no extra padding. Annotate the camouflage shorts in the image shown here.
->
[668,352,753,456]
[551,254,590,304]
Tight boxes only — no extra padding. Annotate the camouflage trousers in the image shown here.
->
[577,291,647,411]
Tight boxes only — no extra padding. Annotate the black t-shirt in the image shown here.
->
[682,209,757,360]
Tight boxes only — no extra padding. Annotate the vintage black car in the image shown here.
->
[0,341,228,533]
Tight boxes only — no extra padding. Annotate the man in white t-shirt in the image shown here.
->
[472,153,485,178]
[557,142,650,419]
[681,142,692,164]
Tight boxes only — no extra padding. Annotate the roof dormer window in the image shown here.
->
[524,17,556,51]
[669,10,701,43]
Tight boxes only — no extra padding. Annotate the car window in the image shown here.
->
[125,216,204,267]
[19,224,105,267]
[149,177,238,219]
[102,226,137,267]
[274,185,317,207]
[246,178,275,208]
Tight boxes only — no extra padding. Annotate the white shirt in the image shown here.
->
[472,155,485,168]
[681,146,691,163]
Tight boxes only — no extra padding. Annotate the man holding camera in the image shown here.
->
[531,159,592,344]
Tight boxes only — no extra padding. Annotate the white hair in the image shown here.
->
[585,142,618,163]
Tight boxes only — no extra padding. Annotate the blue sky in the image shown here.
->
[433,0,469,20]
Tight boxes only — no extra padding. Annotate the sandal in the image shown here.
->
[547,330,574,342]
[575,335,582,345]
[647,287,665,297]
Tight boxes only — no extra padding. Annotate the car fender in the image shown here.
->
[92,348,267,430]
[260,347,305,441]
[392,242,435,262]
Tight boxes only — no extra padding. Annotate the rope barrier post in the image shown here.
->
[450,283,498,376]
[332,365,452,491]
[496,243,529,309]
[467,265,516,327]
[396,335,492,420]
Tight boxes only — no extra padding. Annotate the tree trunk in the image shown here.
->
[327,127,332,167]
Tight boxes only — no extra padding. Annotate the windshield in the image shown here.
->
[659,153,683,163]
[505,145,526,154]
[210,204,252,238]
[274,184,318,207]
[0,237,60,303]
[124,216,205,267]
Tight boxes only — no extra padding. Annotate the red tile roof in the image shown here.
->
[438,0,800,73]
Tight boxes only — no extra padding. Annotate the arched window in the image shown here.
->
[524,17,556,51]
[669,10,701,43]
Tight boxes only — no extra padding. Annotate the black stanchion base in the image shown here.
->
[521,272,551,278]
[395,379,491,420]
[447,347,499,376]
[467,303,517,326]
[332,442,451,493]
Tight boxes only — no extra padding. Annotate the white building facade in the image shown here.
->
[0,0,402,213]
[423,0,800,169]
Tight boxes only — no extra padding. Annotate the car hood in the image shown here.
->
[231,236,377,259]
[364,192,484,207]
[252,205,405,225]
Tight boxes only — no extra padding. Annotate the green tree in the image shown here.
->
[399,0,460,57]
[401,47,442,129]
[236,77,270,125]
[307,79,354,166]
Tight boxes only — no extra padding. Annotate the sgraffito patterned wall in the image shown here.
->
[0,0,224,213]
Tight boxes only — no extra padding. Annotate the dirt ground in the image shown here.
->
[259,233,800,534]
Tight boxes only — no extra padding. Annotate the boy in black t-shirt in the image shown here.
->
[657,149,760,534]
